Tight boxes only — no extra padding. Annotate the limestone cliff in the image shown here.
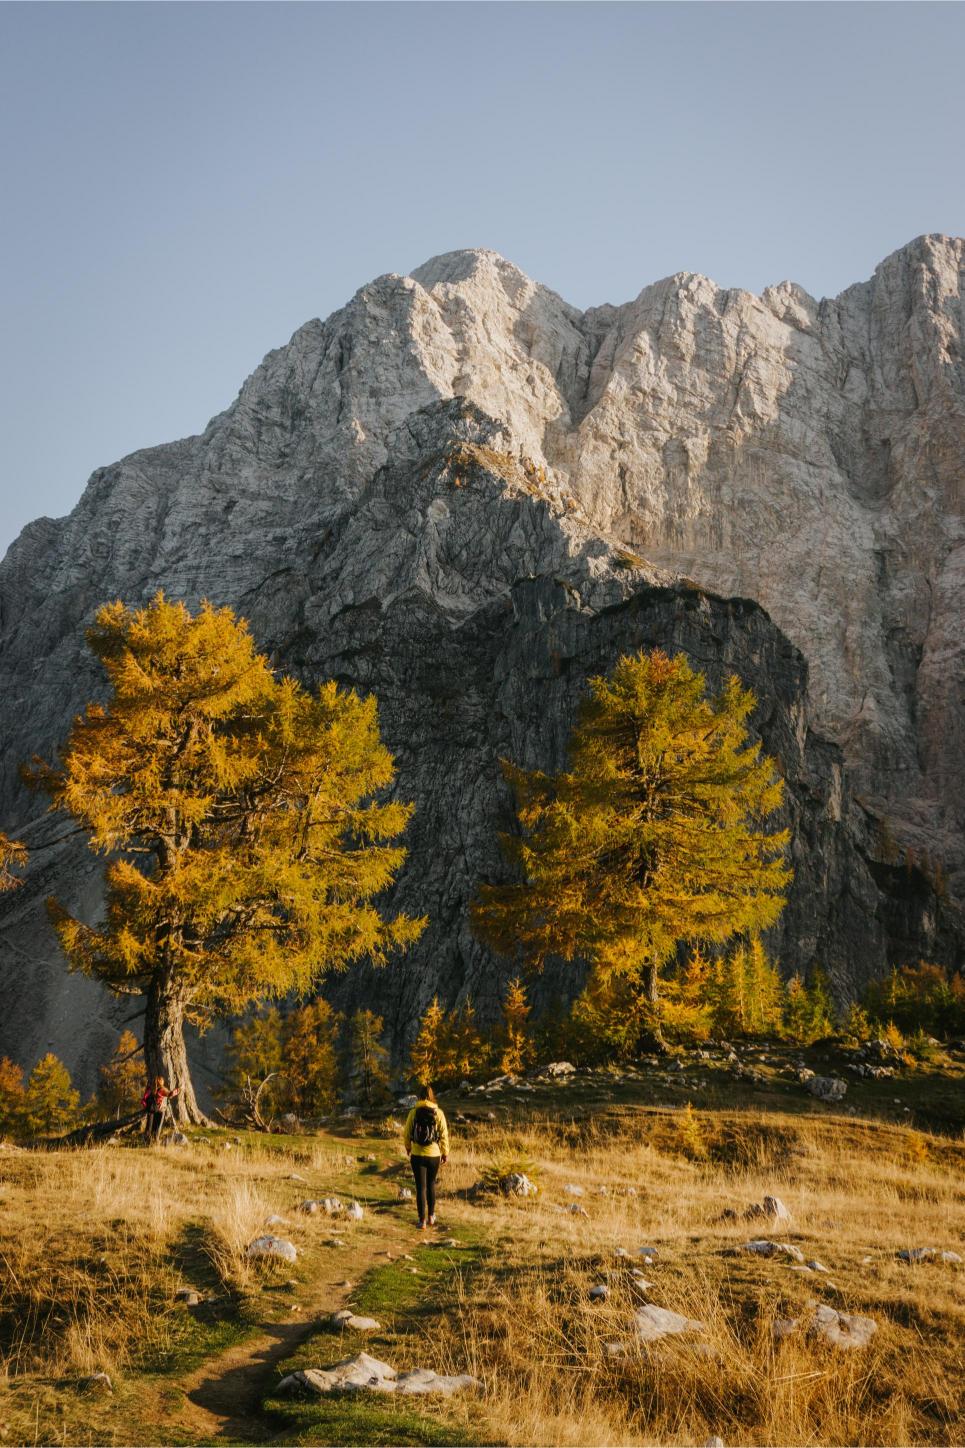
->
[0,237,961,1085]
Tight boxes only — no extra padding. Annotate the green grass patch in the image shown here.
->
[261,1224,490,1446]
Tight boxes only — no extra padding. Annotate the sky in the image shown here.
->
[1,1,963,560]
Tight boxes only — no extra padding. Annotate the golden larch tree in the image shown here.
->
[473,650,790,1043]
[29,593,424,1123]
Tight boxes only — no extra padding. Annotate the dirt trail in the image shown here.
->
[168,1215,412,1444]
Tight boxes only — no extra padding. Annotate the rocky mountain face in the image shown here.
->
[0,237,961,1087]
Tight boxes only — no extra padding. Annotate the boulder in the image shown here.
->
[743,1239,805,1263]
[808,1076,848,1103]
[397,1095,418,1109]
[634,1305,704,1342]
[546,1062,576,1077]
[298,1200,320,1215]
[745,1194,792,1224]
[500,1172,538,1197]
[589,1284,608,1302]
[277,1352,477,1398]
[247,1235,298,1263]
[78,1372,113,1394]
[346,1201,364,1221]
[331,1310,381,1332]
[809,1305,877,1349]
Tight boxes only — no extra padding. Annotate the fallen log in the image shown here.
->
[38,1110,145,1149]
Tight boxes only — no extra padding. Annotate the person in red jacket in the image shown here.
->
[141,1075,179,1141]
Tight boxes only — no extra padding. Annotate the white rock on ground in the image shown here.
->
[346,1201,364,1221]
[331,1309,381,1332]
[743,1239,805,1263]
[589,1284,608,1302]
[246,1235,298,1263]
[897,1246,963,1263]
[809,1305,878,1349]
[500,1172,539,1196]
[634,1305,705,1342]
[277,1352,478,1397]
[745,1194,792,1223]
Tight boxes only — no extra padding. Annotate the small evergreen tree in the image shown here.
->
[448,998,487,1083]
[565,969,655,1065]
[743,937,785,1034]
[660,947,714,1042]
[409,997,449,1087]
[498,977,535,1075]
[222,1007,286,1119]
[782,969,835,1043]
[283,999,342,1118]
[21,1054,80,1138]
[0,1058,26,1139]
[345,1009,392,1107]
[96,1030,144,1116]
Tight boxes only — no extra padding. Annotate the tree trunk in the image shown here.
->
[143,969,211,1125]
[639,961,670,1054]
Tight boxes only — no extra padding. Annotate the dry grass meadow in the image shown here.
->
[0,1073,963,1446]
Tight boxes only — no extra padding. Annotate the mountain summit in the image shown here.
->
[1,237,961,1084]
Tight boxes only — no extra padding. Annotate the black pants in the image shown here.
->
[410,1155,441,1222]
[145,1109,165,1141]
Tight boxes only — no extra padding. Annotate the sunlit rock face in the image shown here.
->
[0,237,960,1084]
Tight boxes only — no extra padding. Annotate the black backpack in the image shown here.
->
[412,1104,439,1147]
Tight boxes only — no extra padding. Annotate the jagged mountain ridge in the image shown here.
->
[0,238,961,1087]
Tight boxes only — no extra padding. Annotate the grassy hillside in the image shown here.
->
[0,1042,963,1446]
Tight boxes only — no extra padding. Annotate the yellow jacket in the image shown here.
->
[404,1099,450,1158]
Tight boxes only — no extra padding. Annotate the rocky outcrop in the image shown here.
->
[0,239,961,1086]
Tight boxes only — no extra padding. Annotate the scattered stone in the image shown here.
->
[564,1184,585,1197]
[175,1288,201,1306]
[743,1239,805,1263]
[546,1061,576,1077]
[637,1246,659,1262]
[499,1172,538,1197]
[808,1075,848,1103]
[809,1304,877,1349]
[346,1201,364,1221]
[288,1173,307,1183]
[634,1305,704,1342]
[704,1437,725,1448]
[459,1079,471,1090]
[807,1260,830,1273]
[264,1214,289,1228]
[78,1372,113,1394]
[325,1237,347,1248]
[331,1309,382,1332]
[247,1235,298,1263]
[897,1247,963,1264]
[169,1131,189,1145]
[614,1247,630,1259]
[772,1317,799,1340]
[603,1340,628,1358]
[589,1284,608,1302]
[398,1187,413,1201]
[745,1194,791,1224]
[281,1113,300,1130]
[277,1353,478,1398]
[298,1200,320,1215]
[568,1204,589,1217]
[397,1094,418,1109]
[323,1197,345,1216]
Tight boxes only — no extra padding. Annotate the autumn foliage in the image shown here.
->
[28,593,424,1122]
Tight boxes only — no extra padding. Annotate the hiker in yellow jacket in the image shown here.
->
[403,1085,450,1230]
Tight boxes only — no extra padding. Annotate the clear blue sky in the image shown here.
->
[2,1,963,559]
